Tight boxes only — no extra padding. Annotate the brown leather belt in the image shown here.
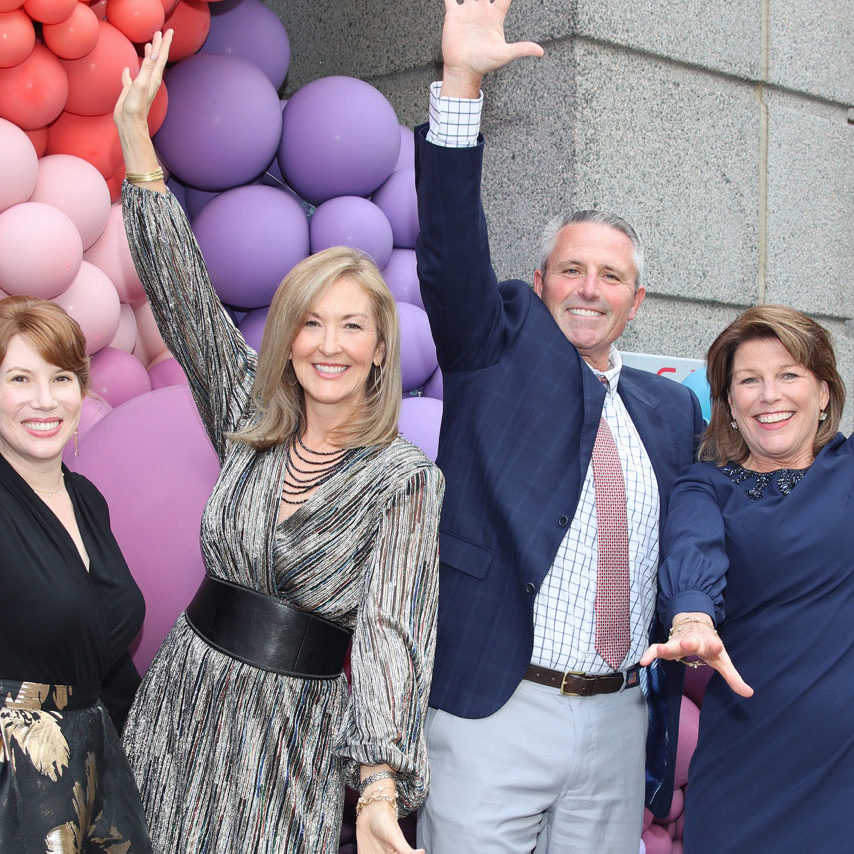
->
[524,663,641,696]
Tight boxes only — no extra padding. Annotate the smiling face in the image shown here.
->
[290,275,386,420]
[728,336,829,471]
[0,334,83,474]
[533,221,645,371]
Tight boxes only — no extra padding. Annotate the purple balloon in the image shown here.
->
[398,396,442,462]
[394,125,415,173]
[185,185,219,220]
[192,184,309,308]
[202,0,290,90]
[68,386,219,675]
[156,53,283,191]
[372,168,418,249]
[238,305,269,352]
[279,76,400,205]
[165,175,188,211]
[398,302,437,392]
[382,248,422,309]
[62,395,113,464]
[89,347,152,408]
[310,196,393,269]
[149,356,189,390]
[423,367,443,401]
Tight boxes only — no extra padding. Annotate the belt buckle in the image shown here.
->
[560,670,590,696]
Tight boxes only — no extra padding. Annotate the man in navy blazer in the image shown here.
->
[414,2,704,852]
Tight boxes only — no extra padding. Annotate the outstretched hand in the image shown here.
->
[441,0,544,97]
[640,619,754,698]
[114,29,173,131]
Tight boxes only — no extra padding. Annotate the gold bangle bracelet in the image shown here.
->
[125,168,164,183]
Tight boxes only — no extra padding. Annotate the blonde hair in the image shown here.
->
[0,296,89,392]
[700,305,845,465]
[232,246,401,450]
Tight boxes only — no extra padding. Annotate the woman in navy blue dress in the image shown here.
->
[641,305,851,853]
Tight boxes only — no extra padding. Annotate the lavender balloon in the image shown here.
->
[203,0,290,90]
[398,302,437,392]
[156,53,282,191]
[192,184,309,308]
[398,396,442,462]
[382,248,422,309]
[394,125,415,173]
[372,168,418,248]
[310,196,393,269]
[423,367,443,401]
[278,76,400,205]
[238,306,269,352]
[149,356,189,390]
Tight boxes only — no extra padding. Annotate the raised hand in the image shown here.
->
[114,29,173,130]
[640,615,754,698]
[441,0,544,97]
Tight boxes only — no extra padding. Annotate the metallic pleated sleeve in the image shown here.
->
[121,181,255,461]
[336,464,444,813]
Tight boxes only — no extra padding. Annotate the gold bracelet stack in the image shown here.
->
[669,616,717,669]
[125,168,164,183]
[355,788,398,817]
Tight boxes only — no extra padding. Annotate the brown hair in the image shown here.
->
[231,246,402,450]
[700,304,844,465]
[0,296,90,392]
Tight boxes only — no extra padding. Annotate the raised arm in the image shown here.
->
[115,31,256,459]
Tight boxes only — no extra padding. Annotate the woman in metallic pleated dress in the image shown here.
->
[114,31,443,854]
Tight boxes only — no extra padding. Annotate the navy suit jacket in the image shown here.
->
[414,125,704,816]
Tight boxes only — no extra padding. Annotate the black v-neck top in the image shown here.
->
[0,453,144,722]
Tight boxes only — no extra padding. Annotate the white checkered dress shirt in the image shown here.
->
[427,87,660,675]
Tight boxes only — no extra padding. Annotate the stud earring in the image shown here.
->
[819,411,827,422]
[730,420,738,430]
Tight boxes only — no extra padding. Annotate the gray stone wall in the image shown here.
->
[269,0,854,427]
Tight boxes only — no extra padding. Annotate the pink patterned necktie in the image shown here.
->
[591,416,631,670]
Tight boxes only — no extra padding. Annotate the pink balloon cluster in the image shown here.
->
[641,670,711,854]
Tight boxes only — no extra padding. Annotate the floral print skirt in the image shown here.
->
[0,680,152,853]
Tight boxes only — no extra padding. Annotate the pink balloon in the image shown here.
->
[382,248,422,309]
[398,396,441,462]
[0,201,82,297]
[0,117,38,213]
[643,808,655,831]
[664,786,684,824]
[83,202,145,302]
[67,385,219,674]
[148,355,188,389]
[682,661,713,707]
[31,154,110,249]
[642,824,673,854]
[398,301,437,392]
[671,842,683,854]
[132,300,169,367]
[422,367,442,401]
[109,302,137,351]
[673,695,700,788]
[88,346,151,407]
[52,260,121,353]
[372,168,418,249]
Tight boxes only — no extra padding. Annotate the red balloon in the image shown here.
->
[88,0,105,19]
[0,44,68,130]
[0,9,35,68]
[42,2,100,60]
[163,0,209,63]
[24,124,47,155]
[0,0,24,12]
[60,20,138,116]
[104,163,124,202]
[158,0,178,16]
[147,78,167,134]
[107,0,164,44]
[22,0,76,24]
[47,109,122,178]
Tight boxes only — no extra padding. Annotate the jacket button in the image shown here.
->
[558,515,569,527]
[525,582,536,594]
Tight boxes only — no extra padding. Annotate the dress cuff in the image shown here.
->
[426,80,483,148]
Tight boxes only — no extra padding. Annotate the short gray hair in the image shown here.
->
[537,209,644,289]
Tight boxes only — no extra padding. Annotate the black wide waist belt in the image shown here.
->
[185,575,352,679]
[524,663,641,696]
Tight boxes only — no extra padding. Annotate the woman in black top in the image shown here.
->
[0,296,152,852]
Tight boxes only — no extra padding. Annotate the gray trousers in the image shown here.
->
[417,678,647,854]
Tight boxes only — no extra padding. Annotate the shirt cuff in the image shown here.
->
[426,80,483,148]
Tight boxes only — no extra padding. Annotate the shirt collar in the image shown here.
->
[587,346,622,394]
